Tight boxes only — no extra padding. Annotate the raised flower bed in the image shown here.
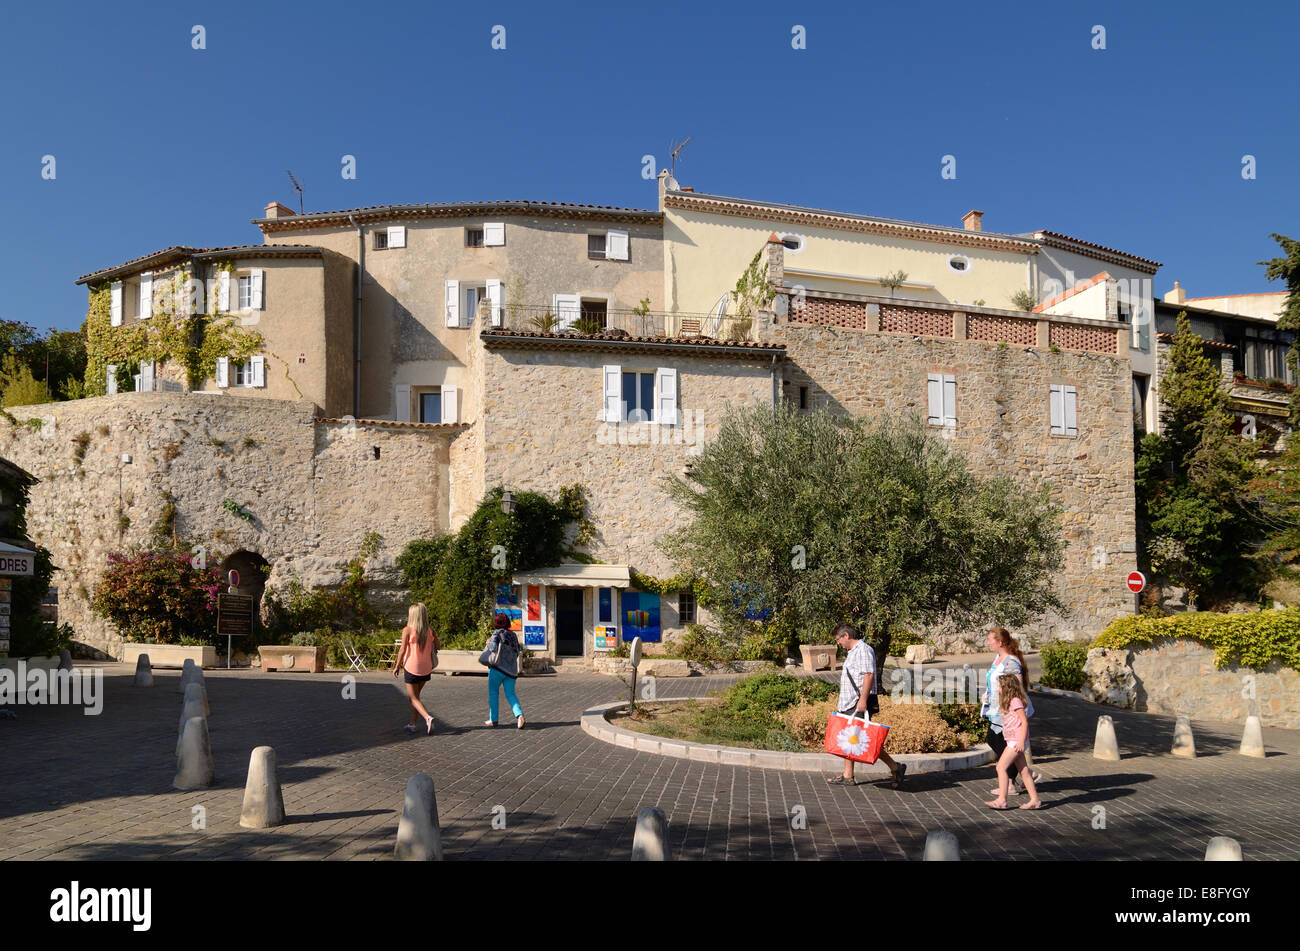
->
[121,643,218,669]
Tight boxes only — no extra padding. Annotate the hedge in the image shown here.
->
[1093,608,1300,672]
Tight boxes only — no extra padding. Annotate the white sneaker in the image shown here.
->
[484,719,497,727]
[517,714,526,730]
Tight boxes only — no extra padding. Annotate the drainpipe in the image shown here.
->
[771,352,779,418]
[349,215,364,417]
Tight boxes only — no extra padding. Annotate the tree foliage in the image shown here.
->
[661,405,1066,661]
[1259,233,1300,425]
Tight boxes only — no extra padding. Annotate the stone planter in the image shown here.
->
[122,643,218,669]
[257,645,326,673]
[799,644,840,672]
[436,649,487,676]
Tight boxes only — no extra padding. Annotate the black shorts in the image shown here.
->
[404,670,431,685]
[843,694,879,717]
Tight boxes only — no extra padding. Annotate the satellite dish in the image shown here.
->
[705,293,728,337]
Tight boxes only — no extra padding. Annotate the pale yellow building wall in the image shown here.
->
[1184,293,1286,322]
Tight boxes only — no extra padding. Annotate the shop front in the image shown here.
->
[508,564,633,660]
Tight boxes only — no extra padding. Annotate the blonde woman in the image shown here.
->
[393,603,439,734]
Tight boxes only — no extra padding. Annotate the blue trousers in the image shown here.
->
[488,667,523,722]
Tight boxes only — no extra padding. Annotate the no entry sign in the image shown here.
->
[1126,571,1146,594]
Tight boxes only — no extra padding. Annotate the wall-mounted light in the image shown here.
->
[501,489,516,516]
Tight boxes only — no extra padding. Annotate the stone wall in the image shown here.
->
[0,393,455,657]
[1128,639,1299,729]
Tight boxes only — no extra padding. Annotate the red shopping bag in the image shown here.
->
[824,711,889,765]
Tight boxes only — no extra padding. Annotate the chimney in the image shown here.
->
[264,201,296,219]
[1164,281,1186,305]
[962,210,984,232]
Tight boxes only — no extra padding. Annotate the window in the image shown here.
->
[466,228,484,248]
[1133,375,1149,431]
[216,355,264,389]
[373,226,404,250]
[588,233,606,259]
[678,589,696,624]
[238,277,253,310]
[588,230,628,260]
[604,365,677,424]
[419,391,442,424]
[623,371,655,422]
[927,374,956,427]
[947,254,971,273]
[581,298,608,330]
[779,233,805,254]
[1050,384,1079,436]
[373,230,388,250]
[799,386,809,410]
[1117,301,1131,323]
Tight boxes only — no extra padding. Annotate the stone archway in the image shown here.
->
[221,550,271,634]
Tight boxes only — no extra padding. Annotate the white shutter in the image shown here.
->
[441,385,459,424]
[387,226,406,249]
[942,375,957,427]
[1064,385,1078,436]
[927,374,942,425]
[140,360,155,392]
[553,294,580,331]
[250,355,266,388]
[216,357,229,389]
[483,222,505,247]
[394,383,411,422]
[250,269,264,309]
[1049,384,1065,435]
[105,365,118,395]
[486,279,503,328]
[603,365,622,422]
[655,367,678,425]
[110,282,123,326]
[606,229,629,261]
[218,271,230,311]
[139,273,153,320]
[445,280,460,328]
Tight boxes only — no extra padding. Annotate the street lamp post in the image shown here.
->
[119,453,132,508]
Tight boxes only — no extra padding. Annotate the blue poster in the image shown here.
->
[523,624,546,648]
[731,583,773,621]
[598,587,613,624]
[622,591,661,643]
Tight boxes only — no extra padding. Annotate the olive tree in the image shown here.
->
[662,405,1065,660]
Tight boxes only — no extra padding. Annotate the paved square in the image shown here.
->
[1,664,1297,860]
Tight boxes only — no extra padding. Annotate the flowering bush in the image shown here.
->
[91,549,225,644]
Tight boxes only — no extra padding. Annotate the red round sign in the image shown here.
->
[1126,571,1146,593]
[227,569,240,588]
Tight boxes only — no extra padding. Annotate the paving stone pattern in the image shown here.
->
[1,665,1297,861]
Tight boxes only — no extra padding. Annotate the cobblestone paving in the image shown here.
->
[1,663,1297,860]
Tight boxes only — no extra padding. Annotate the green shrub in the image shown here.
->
[722,673,835,719]
[761,727,804,752]
[1039,641,1088,691]
[675,623,738,665]
[91,547,224,645]
[738,622,793,664]
[936,702,985,743]
[290,631,319,646]
[1094,608,1300,672]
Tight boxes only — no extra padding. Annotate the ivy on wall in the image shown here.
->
[732,247,775,321]
[627,567,713,607]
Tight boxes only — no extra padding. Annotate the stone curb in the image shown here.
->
[1032,684,1087,701]
[581,700,995,775]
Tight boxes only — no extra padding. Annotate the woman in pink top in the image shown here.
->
[985,674,1042,810]
[393,603,439,735]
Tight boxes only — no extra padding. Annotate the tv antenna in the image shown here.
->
[286,170,304,214]
[669,136,692,178]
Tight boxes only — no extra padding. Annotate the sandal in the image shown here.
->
[890,763,907,789]
[1020,801,1043,810]
[826,775,858,785]
[985,800,1013,810]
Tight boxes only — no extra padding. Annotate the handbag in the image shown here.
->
[477,634,496,667]
[824,710,889,765]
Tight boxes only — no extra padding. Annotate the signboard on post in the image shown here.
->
[218,593,254,669]
[0,546,35,577]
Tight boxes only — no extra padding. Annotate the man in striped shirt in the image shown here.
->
[827,623,906,789]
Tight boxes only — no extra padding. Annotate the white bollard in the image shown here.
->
[1239,716,1265,758]
[179,658,198,693]
[394,774,443,861]
[631,807,671,861]
[173,716,214,790]
[1171,716,1196,758]
[1205,836,1243,861]
[240,746,286,829]
[184,681,210,718]
[134,653,153,687]
[1093,714,1120,761]
[923,829,960,861]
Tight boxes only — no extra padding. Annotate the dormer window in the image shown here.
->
[947,255,972,273]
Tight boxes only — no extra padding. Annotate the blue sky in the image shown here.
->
[2,0,1296,332]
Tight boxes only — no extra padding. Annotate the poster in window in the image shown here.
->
[527,585,541,622]
[622,591,660,643]
[598,587,613,624]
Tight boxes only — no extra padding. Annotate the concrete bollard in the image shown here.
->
[58,649,72,671]
[923,829,960,861]
[1205,836,1243,861]
[1093,714,1120,761]
[1239,716,1265,758]
[631,807,671,861]
[239,746,286,829]
[179,659,198,694]
[1171,716,1196,758]
[173,716,214,790]
[394,774,443,861]
[134,654,153,687]
[184,682,210,718]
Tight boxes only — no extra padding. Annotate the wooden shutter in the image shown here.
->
[250,355,266,388]
[216,357,229,388]
[603,365,622,422]
[553,294,580,331]
[140,360,155,392]
[441,385,459,424]
[942,375,957,427]
[139,273,152,320]
[483,222,505,247]
[394,383,411,422]
[387,225,406,249]
[1064,385,1078,436]
[218,271,230,311]
[486,279,503,328]
[250,269,264,309]
[105,365,118,395]
[110,282,123,326]
[927,374,943,425]
[1049,384,1065,435]
[444,280,460,327]
[605,229,629,261]
[655,367,678,425]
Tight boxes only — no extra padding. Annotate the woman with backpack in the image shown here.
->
[483,612,525,729]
